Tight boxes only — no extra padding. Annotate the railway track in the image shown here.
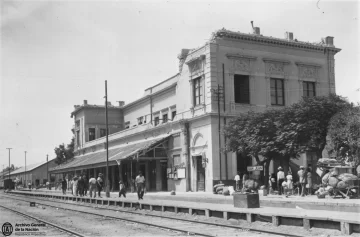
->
[1,192,304,237]
[0,204,85,237]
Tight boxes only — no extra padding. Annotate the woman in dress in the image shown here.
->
[306,167,312,195]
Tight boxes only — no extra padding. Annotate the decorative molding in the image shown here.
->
[295,62,322,68]
[262,58,290,64]
[191,132,204,147]
[265,62,285,76]
[226,53,257,61]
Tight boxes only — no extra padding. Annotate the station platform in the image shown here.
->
[14,187,360,213]
[7,189,360,235]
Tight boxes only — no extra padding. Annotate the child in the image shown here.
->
[119,180,126,198]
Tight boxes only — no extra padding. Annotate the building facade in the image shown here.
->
[0,159,57,188]
[50,26,341,192]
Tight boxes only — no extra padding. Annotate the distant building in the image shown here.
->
[1,159,57,188]
[50,25,341,192]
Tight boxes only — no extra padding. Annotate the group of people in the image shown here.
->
[270,166,312,196]
[58,171,146,200]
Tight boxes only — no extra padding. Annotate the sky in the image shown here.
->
[0,0,359,169]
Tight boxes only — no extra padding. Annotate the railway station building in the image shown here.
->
[50,26,341,192]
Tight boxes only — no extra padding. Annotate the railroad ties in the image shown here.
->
[9,191,360,235]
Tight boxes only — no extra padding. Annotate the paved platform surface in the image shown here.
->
[10,189,360,224]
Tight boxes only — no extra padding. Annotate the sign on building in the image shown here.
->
[247,166,263,171]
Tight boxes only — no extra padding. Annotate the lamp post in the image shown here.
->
[105,80,110,197]
[25,151,27,188]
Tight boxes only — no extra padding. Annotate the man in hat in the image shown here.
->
[277,167,285,195]
[297,166,307,197]
[135,171,145,200]
[97,173,104,198]
[61,177,67,195]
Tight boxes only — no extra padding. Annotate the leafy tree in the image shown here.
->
[2,164,18,173]
[327,105,360,165]
[224,94,349,186]
[54,137,75,165]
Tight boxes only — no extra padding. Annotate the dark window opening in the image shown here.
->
[193,77,203,106]
[76,130,80,146]
[303,81,316,98]
[100,129,106,138]
[172,110,176,120]
[162,114,168,123]
[125,122,130,129]
[154,117,159,126]
[89,128,96,141]
[234,74,250,104]
[270,78,285,106]
[138,117,143,125]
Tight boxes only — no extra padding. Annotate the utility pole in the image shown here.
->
[25,151,27,188]
[47,154,49,190]
[6,148,12,182]
[211,85,224,181]
[105,80,110,197]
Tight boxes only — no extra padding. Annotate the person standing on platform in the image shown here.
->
[135,171,145,200]
[306,167,312,195]
[78,176,84,196]
[277,167,285,195]
[298,166,307,197]
[61,178,67,195]
[72,176,78,196]
[286,170,293,195]
[83,175,88,196]
[269,173,277,193]
[119,180,126,198]
[97,173,104,198]
[89,176,97,198]
[234,171,241,191]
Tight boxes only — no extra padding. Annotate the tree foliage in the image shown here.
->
[2,164,17,173]
[54,137,75,165]
[327,105,360,165]
[224,94,350,185]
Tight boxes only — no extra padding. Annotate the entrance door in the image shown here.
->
[149,160,157,191]
[160,162,168,191]
[196,157,205,191]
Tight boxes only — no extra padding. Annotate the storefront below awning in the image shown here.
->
[50,134,171,173]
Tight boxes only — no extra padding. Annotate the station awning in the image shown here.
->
[50,134,171,173]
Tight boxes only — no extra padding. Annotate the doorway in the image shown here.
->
[149,160,157,191]
[196,157,205,191]
[160,162,168,191]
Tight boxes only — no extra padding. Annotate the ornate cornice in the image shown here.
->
[185,54,206,65]
[211,28,341,54]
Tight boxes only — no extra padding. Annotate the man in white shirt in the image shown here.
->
[277,167,285,195]
[135,171,145,200]
[234,171,240,191]
[88,177,97,198]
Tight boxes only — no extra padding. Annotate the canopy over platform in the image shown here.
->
[50,134,171,173]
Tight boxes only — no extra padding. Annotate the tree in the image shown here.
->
[2,164,17,173]
[54,137,75,165]
[224,94,350,186]
[327,105,360,165]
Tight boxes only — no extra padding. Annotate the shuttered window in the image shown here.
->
[270,78,285,106]
[234,75,250,104]
[303,81,316,98]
